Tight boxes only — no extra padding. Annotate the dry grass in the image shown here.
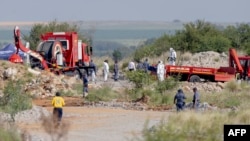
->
[179,51,192,62]
[142,110,250,141]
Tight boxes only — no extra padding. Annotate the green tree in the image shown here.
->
[176,20,231,53]
[23,20,84,50]
[133,34,171,61]
[112,49,122,61]
[237,24,250,51]
[223,25,240,48]
[223,23,250,53]
[133,19,233,59]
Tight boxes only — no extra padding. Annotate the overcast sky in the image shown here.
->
[0,0,249,23]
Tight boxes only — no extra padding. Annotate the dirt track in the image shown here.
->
[17,98,171,141]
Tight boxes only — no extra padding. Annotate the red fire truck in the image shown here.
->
[9,26,93,78]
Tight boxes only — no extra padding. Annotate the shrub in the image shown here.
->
[180,52,192,61]
[0,80,32,121]
[126,70,152,88]
[225,80,240,93]
[85,86,120,102]
[155,77,179,94]
[0,127,21,141]
[121,62,129,70]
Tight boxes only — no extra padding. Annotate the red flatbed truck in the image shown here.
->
[164,48,250,82]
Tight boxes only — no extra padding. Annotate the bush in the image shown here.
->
[0,127,21,141]
[155,77,179,94]
[85,85,120,102]
[225,80,239,93]
[126,70,152,88]
[0,80,32,121]
[180,52,192,61]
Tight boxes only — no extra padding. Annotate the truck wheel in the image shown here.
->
[189,75,201,82]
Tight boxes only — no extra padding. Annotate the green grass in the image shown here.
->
[85,85,120,102]
[139,110,250,141]
[0,128,21,141]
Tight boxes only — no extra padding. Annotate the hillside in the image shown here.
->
[0,50,238,141]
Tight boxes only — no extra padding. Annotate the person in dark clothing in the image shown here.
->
[89,60,97,83]
[136,60,144,70]
[83,74,89,97]
[174,89,186,112]
[143,58,149,73]
[114,60,119,81]
[192,87,200,110]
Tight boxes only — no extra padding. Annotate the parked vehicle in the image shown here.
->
[164,48,250,82]
[9,26,93,78]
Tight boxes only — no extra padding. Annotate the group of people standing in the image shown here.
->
[82,59,120,97]
[82,47,177,96]
[103,59,119,82]
[128,58,149,73]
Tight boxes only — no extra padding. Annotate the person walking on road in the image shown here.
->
[174,89,186,112]
[157,60,165,81]
[83,73,89,97]
[89,59,97,83]
[52,92,65,124]
[113,60,119,81]
[103,60,109,81]
[192,87,200,110]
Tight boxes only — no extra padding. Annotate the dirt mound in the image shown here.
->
[0,60,81,98]
[179,51,228,68]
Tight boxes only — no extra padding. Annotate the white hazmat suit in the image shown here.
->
[169,48,177,65]
[103,60,109,81]
[157,60,165,81]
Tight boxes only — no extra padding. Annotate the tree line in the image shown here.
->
[21,20,250,61]
[133,20,250,61]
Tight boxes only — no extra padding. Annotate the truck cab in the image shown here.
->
[228,48,250,80]
[238,56,250,80]
[38,32,92,68]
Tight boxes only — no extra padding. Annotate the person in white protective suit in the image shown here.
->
[103,60,109,82]
[157,60,165,81]
[168,48,177,65]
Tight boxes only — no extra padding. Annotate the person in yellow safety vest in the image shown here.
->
[52,92,65,124]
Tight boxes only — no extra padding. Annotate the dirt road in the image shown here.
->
[18,102,171,141]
